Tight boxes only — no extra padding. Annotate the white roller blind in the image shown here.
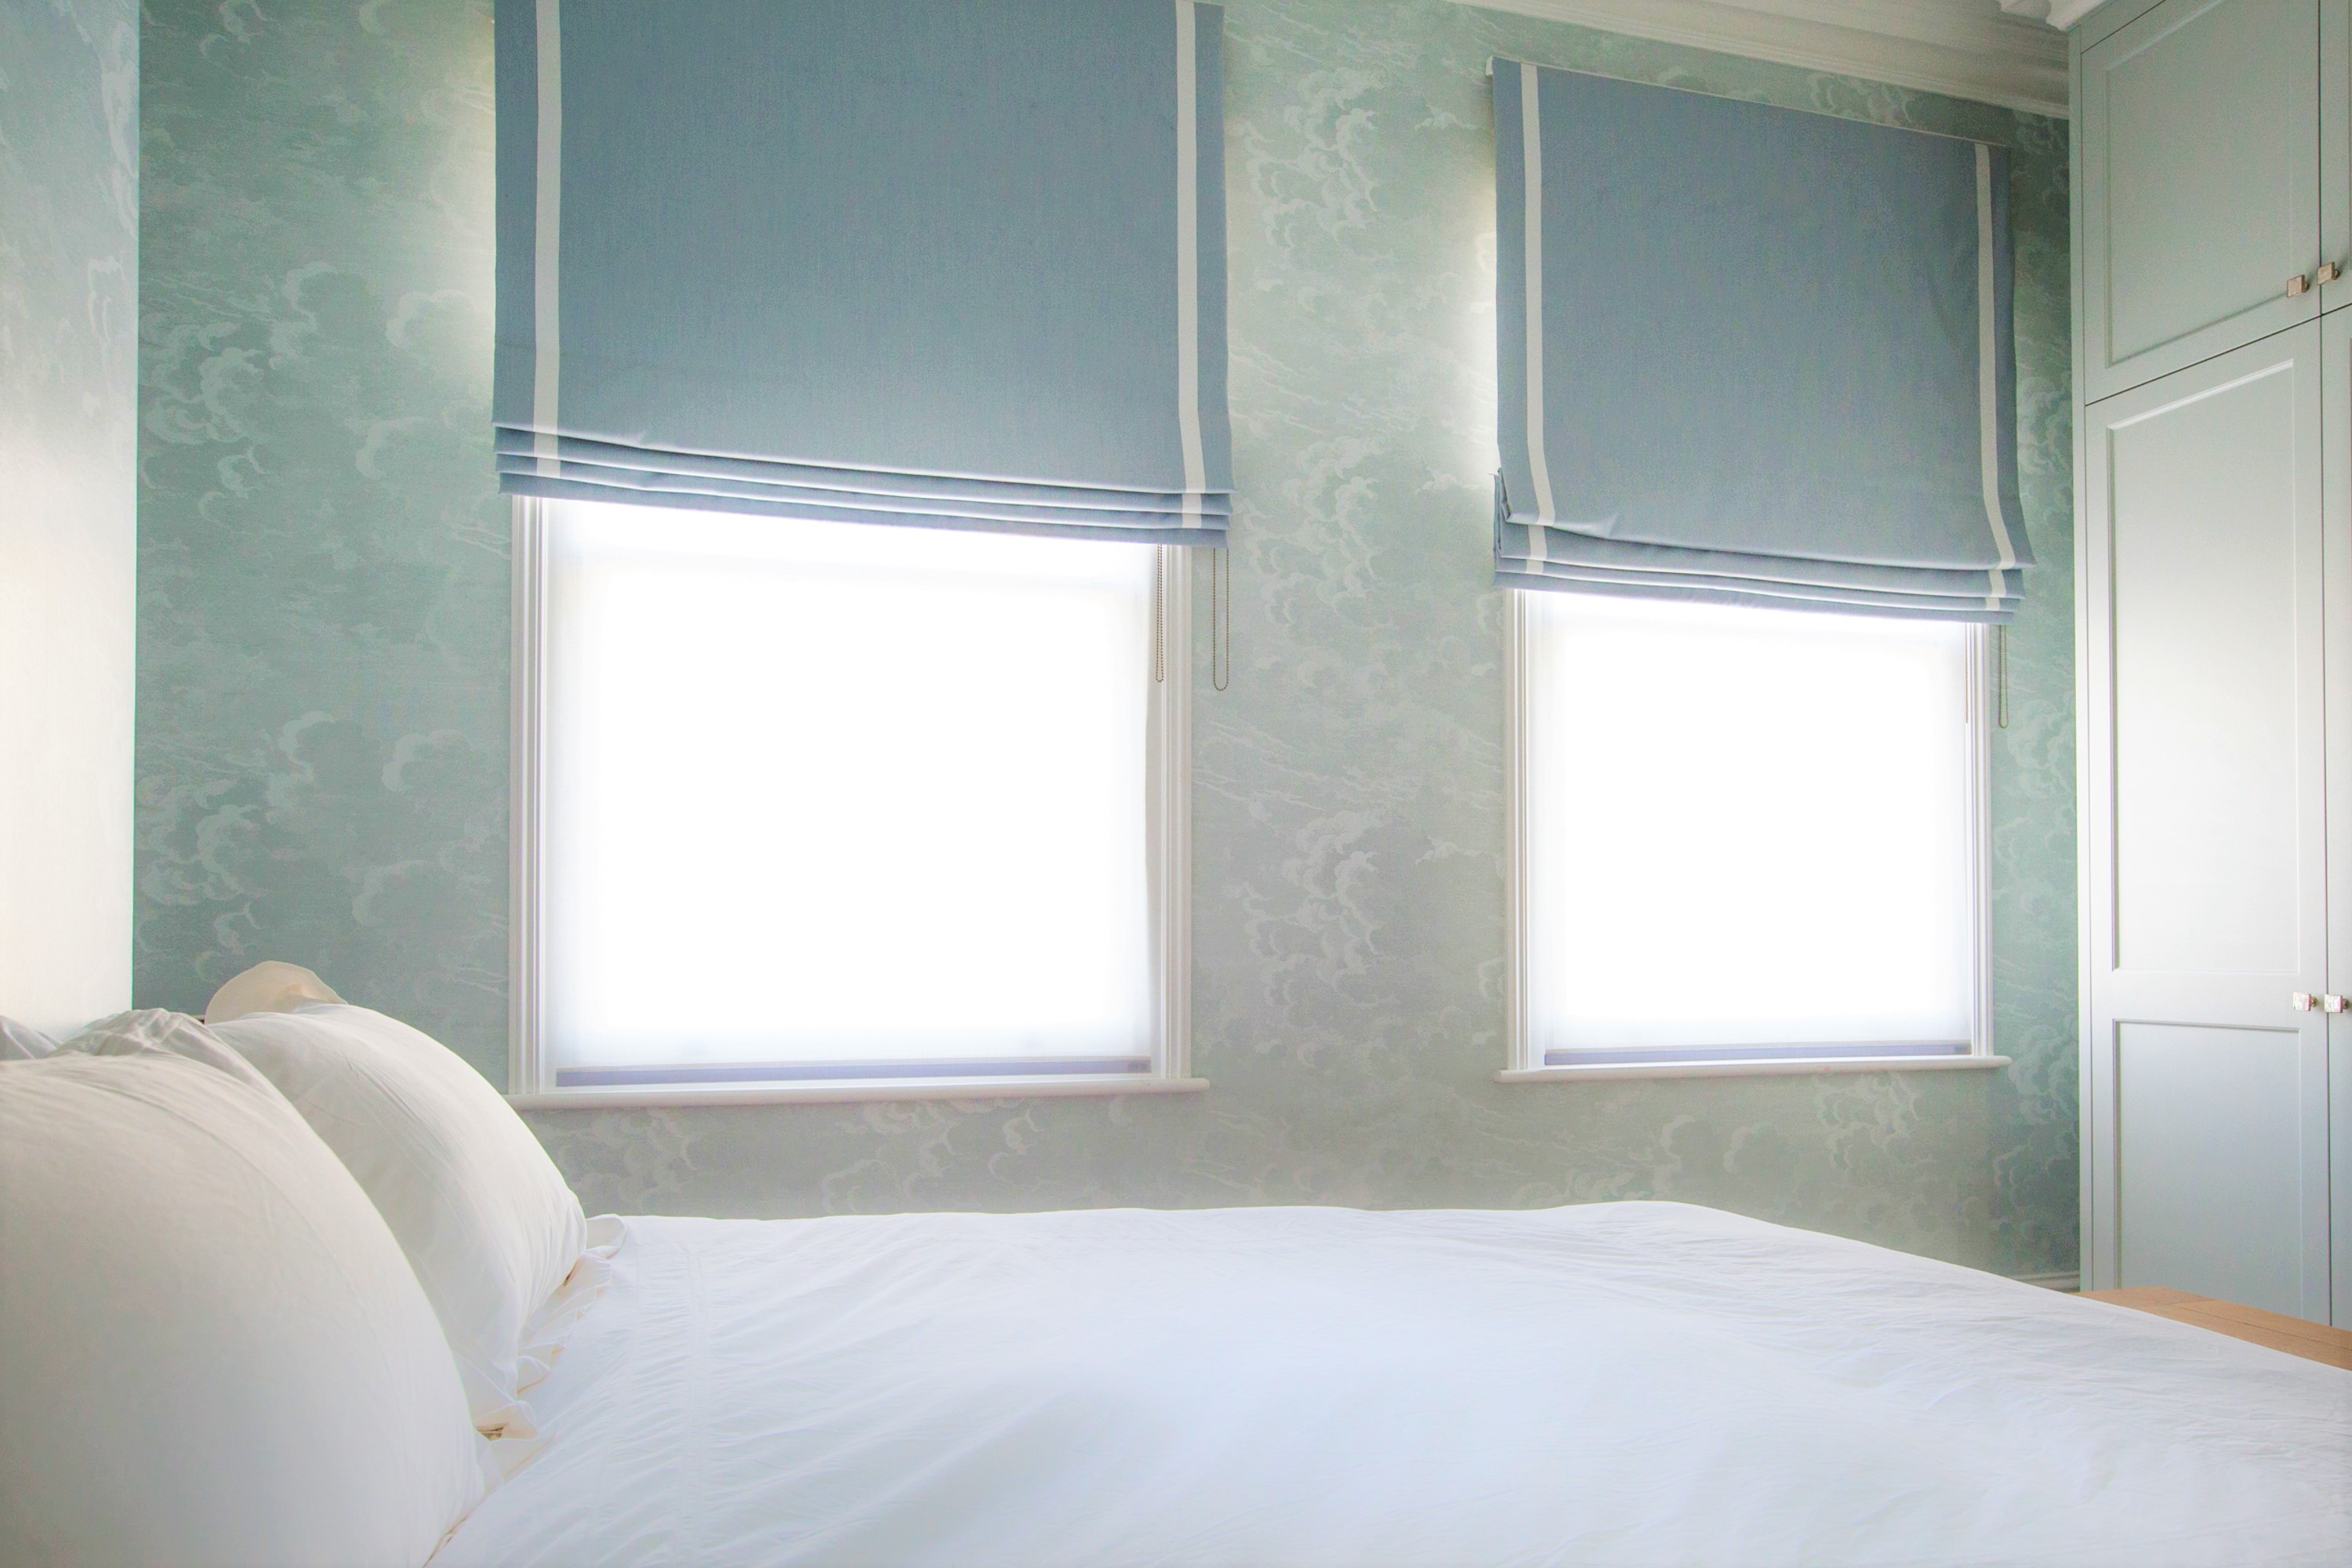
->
[539,502,1160,1083]
[1523,594,1979,1063]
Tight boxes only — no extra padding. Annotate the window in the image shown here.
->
[1504,593,1999,1080]
[508,499,1196,1105]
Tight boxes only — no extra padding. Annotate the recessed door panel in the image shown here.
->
[2117,1023,2310,1315]
[2110,355,2307,975]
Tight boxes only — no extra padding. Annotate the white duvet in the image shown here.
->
[437,1201,2351,1567]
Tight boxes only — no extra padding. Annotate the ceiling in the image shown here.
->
[1463,0,2082,117]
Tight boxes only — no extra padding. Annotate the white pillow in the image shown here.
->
[0,1014,56,1058]
[202,957,345,1022]
[212,1002,590,1436]
[1,1012,488,1566]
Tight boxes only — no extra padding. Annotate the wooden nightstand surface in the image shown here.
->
[2080,1287,2352,1370]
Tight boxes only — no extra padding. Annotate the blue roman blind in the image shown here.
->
[1492,61,2031,621]
[494,0,1229,545]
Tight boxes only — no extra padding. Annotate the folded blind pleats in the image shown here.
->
[1492,61,2032,621]
[495,0,1230,546]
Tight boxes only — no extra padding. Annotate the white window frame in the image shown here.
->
[1497,591,2010,1084]
[504,496,1203,1108]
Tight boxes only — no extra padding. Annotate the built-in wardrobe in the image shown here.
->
[2075,0,2350,1325]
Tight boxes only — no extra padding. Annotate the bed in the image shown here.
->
[437,1200,2352,1567]
[10,1002,2347,1565]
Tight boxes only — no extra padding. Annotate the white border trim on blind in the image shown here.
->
[1519,60,1556,532]
[1175,0,1205,530]
[1976,142,2016,612]
[532,0,563,477]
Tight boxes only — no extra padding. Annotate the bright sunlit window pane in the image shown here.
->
[1523,593,1977,1062]
[541,501,1159,1082]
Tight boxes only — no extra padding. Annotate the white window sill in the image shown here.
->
[507,1074,1210,1111]
[1496,1054,2012,1085]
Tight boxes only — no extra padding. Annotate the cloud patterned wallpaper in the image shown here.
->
[138,0,506,1048]
[136,0,2077,1276]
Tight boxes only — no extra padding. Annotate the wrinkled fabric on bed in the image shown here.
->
[434,1201,2351,1566]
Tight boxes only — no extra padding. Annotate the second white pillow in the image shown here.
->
[212,1003,590,1436]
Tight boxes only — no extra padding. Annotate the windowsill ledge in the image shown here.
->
[508,1074,1210,1111]
[1496,1055,2012,1085]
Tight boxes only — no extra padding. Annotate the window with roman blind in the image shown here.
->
[1493,61,2017,1078]
[497,0,1228,1102]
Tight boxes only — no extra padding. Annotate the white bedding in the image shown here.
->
[436,1201,2351,1567]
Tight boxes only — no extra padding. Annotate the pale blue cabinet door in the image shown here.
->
[2323,0,2350,314]
[2082,0,2321,401]
[2082,323,2333,1322]
[2326,306,2352,1325]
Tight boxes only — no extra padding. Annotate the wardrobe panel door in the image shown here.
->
[2082,0,2319,401]
[2325,306,2352,1326]
[2083,323,2332,1319]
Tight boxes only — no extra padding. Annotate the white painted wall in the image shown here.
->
[0,0,138,1037]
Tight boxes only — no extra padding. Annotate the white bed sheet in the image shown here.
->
[436,1201,2351,1566]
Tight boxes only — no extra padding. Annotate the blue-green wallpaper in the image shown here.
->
[137,0,506,1044]
[136,0,2078,1276]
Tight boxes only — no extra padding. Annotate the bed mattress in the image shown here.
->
[434,1201,2351,1566]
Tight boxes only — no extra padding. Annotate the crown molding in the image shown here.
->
[2048,1,2105,25]
[1464,0,2071,117]
[2015,0,2107,29]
